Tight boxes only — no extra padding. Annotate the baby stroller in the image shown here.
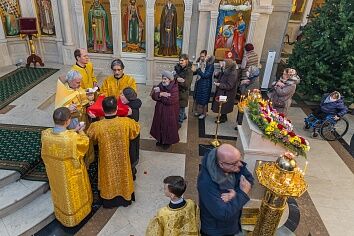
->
[304,113,349,141]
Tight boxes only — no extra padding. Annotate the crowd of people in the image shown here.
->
[40,44,348,235]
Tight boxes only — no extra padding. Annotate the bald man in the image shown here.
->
[197,144,254,236]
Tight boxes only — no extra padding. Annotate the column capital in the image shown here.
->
[250,12,261,22]
[198,3,219,12]
[210,11,219,19]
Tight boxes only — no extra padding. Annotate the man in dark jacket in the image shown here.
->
[175,54,193,128]
[197,144,253,236]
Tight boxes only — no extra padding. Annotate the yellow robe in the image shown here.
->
[41,129,93,227]
[72,62,97,89]
[100,74,137,98]
[146,199,200,236]
[87,116,140,200]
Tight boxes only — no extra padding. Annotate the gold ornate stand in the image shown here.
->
[210,96,226,147]
[252,153,308,236]
[21,34,44,68]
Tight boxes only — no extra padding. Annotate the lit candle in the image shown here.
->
[247,90,250,97]
[303,161,308,176]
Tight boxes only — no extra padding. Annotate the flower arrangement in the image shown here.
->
[247,98,310,157]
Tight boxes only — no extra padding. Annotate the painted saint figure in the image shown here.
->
[158,0,177,56]
[88,0,112,53]
[124,0,143,45]
[37,0,55,35]
[232,13,246,61]
[0,1,20,36]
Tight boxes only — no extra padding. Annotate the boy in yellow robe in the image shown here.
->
[146,176,200,235]
[100,59,137,97]
[87,96,140,208]
[72,48,98,89]
[41,107,92,227]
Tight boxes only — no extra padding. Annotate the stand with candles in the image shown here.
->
[252,152,308,236]
[210,95,227,147]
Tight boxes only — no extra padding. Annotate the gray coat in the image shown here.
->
[269,76,300,115]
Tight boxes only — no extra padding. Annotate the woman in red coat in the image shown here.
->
[150,71,179,149]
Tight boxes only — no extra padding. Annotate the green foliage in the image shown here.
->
[288,0,354,104]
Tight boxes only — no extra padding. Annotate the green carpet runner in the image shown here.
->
[0,67,58,110]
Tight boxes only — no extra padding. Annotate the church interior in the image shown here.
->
[0,0,353,235]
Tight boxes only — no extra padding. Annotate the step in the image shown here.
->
[0,179,49,218]
[0,191,55,236]
[0,170,20,189]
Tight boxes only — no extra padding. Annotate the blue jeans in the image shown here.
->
[178,107,186,124]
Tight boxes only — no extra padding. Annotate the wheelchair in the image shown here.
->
[304,113,349,141]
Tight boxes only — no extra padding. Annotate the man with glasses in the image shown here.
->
[197,144,254,236]
[101,59,137,98]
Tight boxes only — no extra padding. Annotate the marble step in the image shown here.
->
[0,191,55,236]
[0,179,49,218]
[0,170,20,189]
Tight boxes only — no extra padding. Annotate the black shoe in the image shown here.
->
[162,144,171,150]
[234,126,238,131]
[183,115,187,120]
[178,123,182,129]
[156,142,162,146]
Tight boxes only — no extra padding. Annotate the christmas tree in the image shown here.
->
[288,0,354,103]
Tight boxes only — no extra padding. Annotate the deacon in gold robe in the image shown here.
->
[100,59,137,98]
[72,48,98,89]
[87,96,140,208]
[146,176,200,236]
[41,107,92,227]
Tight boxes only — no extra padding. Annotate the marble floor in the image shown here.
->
[0,64,354,236]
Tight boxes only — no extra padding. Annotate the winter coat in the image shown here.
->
[194,56,215,106]
[127,98,142,168]
[320,94,348,117]
[197,149,254,235]
[150,81,180,145]
[175,62,193,108]
[239,66,260,95]
[211,62,239,114]
[269,76,300,115]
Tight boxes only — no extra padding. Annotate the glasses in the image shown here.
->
[218,160,241,167]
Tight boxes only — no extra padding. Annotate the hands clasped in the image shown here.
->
[221,175,252,203]
[159,92,171,98]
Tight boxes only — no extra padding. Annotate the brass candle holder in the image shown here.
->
[252,152,308,236]
[210,96,227,147]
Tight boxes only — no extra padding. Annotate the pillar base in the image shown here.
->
[61,45,76,65]
[0,42,12,66]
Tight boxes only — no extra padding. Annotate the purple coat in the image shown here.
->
[150,81,180,145]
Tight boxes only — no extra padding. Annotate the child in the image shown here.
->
[316,91,348,119]
[146,176,200,235]
[120,87,142,180]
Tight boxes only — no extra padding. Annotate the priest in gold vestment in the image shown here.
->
[100,59,137,98]
[41,107,92,227]
[72,48,98,89]
[87,96,140,208]
[146,176,200,235]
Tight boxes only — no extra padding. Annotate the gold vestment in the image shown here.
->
[41,129,93,227]
[72,62,97,89]
[100,74,137,98]
[146,199,200,236]
[87,117,140,200]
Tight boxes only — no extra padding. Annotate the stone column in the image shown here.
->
[73,0,86,49]
[111,0,122,58]
[301,0,314,26]
[59,0,74,46]
[145,8,155,85]
[19,0,36,17]
[0,20,12,65]
[182,11,192,54]
[246,12,261,44]
[207,10,219,56]
[51,0,64,63]
[260,0,292,83]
